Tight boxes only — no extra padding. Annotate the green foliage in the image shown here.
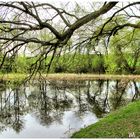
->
[0,52,140,74]
[104,55,118,74]
[104,28,140,74]
[13,57,29,73]
[1,27,140,75]
[50,54,105,74]
[92,55,105,73]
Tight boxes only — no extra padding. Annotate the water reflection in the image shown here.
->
[0,79,140,138]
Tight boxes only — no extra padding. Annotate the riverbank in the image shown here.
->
[0,73,140,81]
[72,100,140,138]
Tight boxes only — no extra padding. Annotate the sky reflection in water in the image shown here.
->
[0,79,139,138]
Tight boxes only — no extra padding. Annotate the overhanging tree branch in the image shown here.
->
[99,2,140,36]
[0,1,140,76]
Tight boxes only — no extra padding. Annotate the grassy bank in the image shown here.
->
[72,100,140,138]
[0,73,140,81]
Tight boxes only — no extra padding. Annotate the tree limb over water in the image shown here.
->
[0,1,140,78]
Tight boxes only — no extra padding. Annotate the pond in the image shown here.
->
[0,79,140,138]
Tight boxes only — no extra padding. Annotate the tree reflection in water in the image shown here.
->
[0,79,139,134]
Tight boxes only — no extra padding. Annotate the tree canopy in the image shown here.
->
[0,1,140,76]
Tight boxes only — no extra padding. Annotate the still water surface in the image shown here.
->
[0,79,140,138]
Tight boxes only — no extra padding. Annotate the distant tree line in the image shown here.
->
[0,2,140,76]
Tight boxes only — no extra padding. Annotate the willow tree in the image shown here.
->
[0,1,140,77]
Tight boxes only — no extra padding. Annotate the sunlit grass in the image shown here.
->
[72,100,140,138]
